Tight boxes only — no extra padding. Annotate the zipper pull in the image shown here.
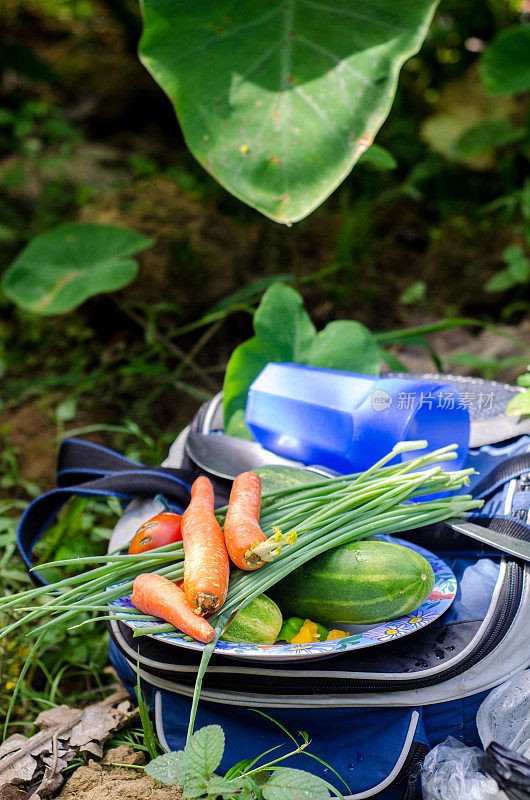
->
[401,748,428,800]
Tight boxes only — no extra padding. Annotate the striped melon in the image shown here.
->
[220,593,283,644]
[270,540,435,625]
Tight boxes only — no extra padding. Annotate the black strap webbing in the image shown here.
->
[471,453,530,499]
[17,438,194,587]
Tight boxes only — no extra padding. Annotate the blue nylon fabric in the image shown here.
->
[441,556,499,624]
[107,641,493,799]
[107,639,424,797]
[422,691,489,749]
[465,436,530,494]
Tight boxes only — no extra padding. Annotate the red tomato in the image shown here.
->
[128,512,183,554]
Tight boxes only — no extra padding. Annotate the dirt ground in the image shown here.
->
[56,746,183,800]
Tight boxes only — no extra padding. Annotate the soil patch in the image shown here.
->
[57,746,182,800]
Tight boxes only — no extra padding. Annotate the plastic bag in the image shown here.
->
[422,672,530,800]
[421,737,505,800]
[477,672,530,759]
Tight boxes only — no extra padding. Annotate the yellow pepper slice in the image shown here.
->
[326,629,349,641]
[290,619,320,644]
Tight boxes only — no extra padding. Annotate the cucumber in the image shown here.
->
[220,594,283,645]
[253,465,324,495]
[270,540,435,625]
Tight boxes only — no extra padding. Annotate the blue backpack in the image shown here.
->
[17,378,530,799]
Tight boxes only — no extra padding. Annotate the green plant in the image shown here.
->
[145,721,344,800]
[445,351,528,381]
[506,365,530,417]
[2,223,152,314]
[136,656,161,760]
[222,282,380,433]
[485,243,530,293]
[481,24,530,95]
[139,0,439,222]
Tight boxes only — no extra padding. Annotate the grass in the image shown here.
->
[0,431,153,732]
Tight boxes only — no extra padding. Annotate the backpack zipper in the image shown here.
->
[109,559,524,696]
[395,742,430,800]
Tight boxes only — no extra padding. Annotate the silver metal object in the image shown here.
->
[447,519,530,564]
[185,432,305,480]
[470,416,530,448]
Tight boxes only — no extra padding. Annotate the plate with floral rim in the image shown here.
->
[109,534,457,662]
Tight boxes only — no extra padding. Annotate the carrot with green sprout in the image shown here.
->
[131,573,215,643]
[182,476,229,615]
[224,471,297,569]
[223,472,265,570]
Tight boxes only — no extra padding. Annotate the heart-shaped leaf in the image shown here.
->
[305,319,380,373]
[139,0,438,222]
[222,283,380,429]
[2,223,152,314]
[184,724,225,780]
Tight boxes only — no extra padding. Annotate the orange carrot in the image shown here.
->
[223,472,267,570]
[181,476,230,615]
[131,573,215,643]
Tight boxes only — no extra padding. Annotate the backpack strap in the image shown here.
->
[17,438,194,587]
[466,452,530,542]
[470,453,530,499]
[56,437,146,485]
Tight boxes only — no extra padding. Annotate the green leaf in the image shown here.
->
[253,284,316,361]
[262,767,330,800]
[379,348,408,372]
[183,775,209,799]
[145,751,186,784]
[305,320,380,373]
[504,245,530,283]
[506,391,530,418]
[482,25,530,96]
[517,372,530,389]
[485,246,529,293]
[357,144,397,170]
[184,725,225,781]
[452,119,524,158]
[399,280,426,305]
[223,283,380,430]
[206,775,243,797]
[223,336,272,429]
[485,268,519,293]
[2,223,152,315]
[225,409,254,440]
[139,0,438,222]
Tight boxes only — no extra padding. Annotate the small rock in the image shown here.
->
[103,745,145,766]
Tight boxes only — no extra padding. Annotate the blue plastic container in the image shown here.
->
[245,363,470,474]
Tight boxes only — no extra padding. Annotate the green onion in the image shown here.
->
[1,441,481,647]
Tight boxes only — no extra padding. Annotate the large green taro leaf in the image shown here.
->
[2,223,152,314]
[139,0,438,223]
